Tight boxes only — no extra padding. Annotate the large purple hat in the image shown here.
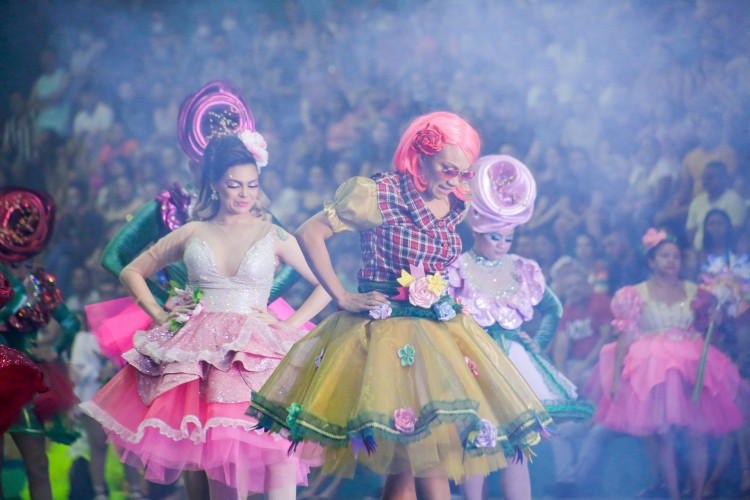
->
[0,188,56,263]
[177,80,255,163]
[466,154,536,233]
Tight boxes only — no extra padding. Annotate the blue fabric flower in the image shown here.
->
[432,301,456,321]
[397,344,415,367]
[369,303,393,320]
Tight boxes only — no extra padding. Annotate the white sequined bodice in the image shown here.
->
[639,282,697,334]
[183,233,274,314]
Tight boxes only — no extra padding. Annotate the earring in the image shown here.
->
[210,190,218,201]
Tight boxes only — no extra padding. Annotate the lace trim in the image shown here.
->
[81,401,285,445]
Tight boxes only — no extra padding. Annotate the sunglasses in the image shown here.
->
[439,167,475,183]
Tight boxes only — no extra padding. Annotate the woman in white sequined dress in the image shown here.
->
[82,134,330,500]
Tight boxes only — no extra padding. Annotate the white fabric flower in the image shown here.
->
[237,130,269,169]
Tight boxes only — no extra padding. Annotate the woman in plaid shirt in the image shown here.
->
[249,112,552,499]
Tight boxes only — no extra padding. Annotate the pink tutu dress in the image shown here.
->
[587,281,743,436]
[81,222,313,495]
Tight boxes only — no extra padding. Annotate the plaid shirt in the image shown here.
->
[359,172,466,282]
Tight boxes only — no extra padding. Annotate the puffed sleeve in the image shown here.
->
[533,286,563,351]
[323,177,382,233]
[51,304,80,355]
[610,285,643,339]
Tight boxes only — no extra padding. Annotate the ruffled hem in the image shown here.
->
[587,336,743,436]
[123,310,304,404]
[247,312,554,482]
[130,310,301,368]
[81,372,316,494]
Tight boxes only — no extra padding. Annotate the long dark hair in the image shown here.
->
[192,135,258,220]
[702,208,734,255]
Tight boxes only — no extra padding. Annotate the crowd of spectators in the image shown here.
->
[1,0,748,302]
[1,0,749,494]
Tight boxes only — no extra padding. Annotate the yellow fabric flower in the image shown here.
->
[397,269,415,288]
[426,273,447,296]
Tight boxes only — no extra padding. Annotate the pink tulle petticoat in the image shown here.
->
[81,308,317,496]
[586,329,743,437]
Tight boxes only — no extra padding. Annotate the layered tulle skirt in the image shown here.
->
[81,309,312,495]
[501,338,594,422]
[248,312,553,483]
[586,329,743,436]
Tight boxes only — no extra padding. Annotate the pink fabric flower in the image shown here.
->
[642,228,668,251]
[464,356,479,377]
[411,124,444,156]
[408,277,439,308]
[394,408,416,433]
[610,285,642,336]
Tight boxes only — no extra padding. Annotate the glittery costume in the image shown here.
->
[93,82,299,361]
[100,184,299,307]
[81,221,314,495]
[586,282,743,436]
[248,173,553,483]
[0,269,47,435]
[0,188,80,443]
[448,252,593,421]
[450,155,593,422]
[0,264,80,443]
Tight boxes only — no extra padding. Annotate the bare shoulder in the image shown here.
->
[271,223,294,243]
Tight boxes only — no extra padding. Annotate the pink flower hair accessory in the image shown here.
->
[237,130,269,170]
[641,228,670,252]
[411,124,444,156]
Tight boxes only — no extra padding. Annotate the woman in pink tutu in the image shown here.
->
[587,228,744,500]
[81,133,330,500]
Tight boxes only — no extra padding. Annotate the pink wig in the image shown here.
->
[392,111,481,192]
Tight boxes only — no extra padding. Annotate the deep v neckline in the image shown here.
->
[198,231,271,279]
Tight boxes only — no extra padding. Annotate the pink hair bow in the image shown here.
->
[641,228,668,251]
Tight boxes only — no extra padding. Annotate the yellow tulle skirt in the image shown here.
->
[248,311,552,482]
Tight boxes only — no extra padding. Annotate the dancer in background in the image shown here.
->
[249,112,552,499]
[0,268,47,435]
[0,187,80,500]
[448,155,592,500]
[697,208,750,498]
[82,132,330,500]
[587,228,744,500]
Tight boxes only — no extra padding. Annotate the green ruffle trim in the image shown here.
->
[541,399,596,422]
[8,408,80,445]
[249,392,553,459]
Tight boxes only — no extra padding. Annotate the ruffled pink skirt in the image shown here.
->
[81,309,316,495]
[586,329,743,437]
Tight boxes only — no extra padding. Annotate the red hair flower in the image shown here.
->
[411,124,444,156]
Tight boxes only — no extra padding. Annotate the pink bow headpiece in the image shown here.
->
[642,228,669,251]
